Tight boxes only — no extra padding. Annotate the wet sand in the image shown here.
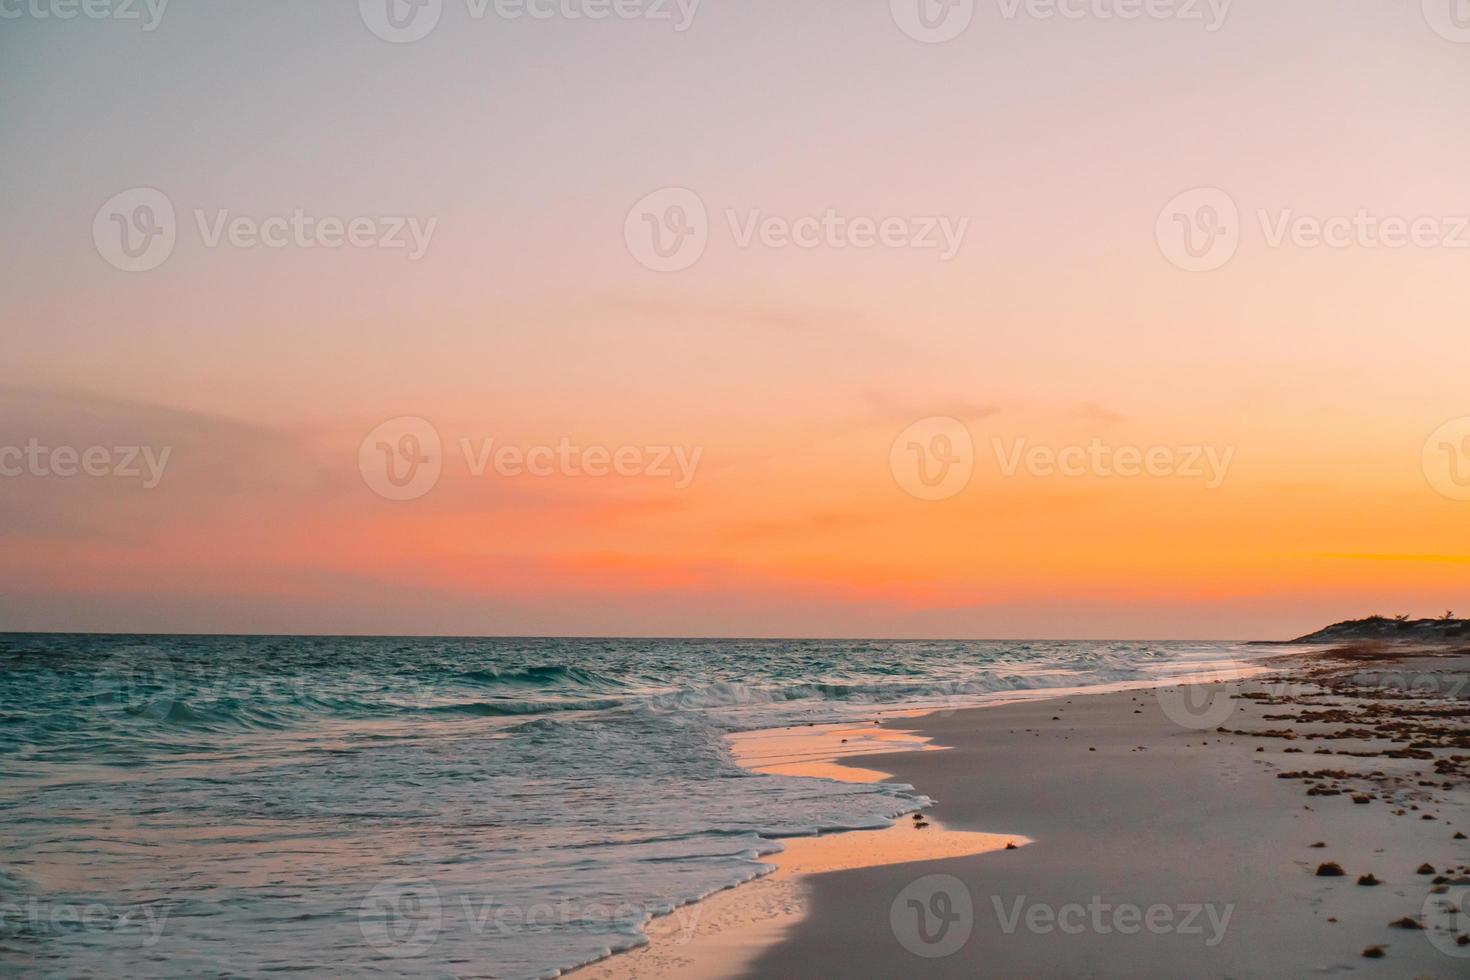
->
[575,719,1027,980]
[749,646,1470,977]
[575,645,1470,977]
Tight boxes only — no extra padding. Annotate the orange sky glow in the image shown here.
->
[4,3,1470,638]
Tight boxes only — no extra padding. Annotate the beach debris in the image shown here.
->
[1315,862,1345,877]
[914,820,930,829]
[1005,842,1018,850]
[1457,934,1469,947]
[1388,917,1423,930]
[1417,863,1436,875]
[1455,831,1467,840]
[912,813,923,820]
[1352,795,1372,804]
[1361,945,1385,958]
[1356,873,1380,886]
[1309,841,1327,848]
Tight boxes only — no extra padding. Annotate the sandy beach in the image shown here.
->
[579,642,1470,978]
[14,3,1470,975]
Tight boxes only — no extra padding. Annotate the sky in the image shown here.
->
[3,0,1470,639]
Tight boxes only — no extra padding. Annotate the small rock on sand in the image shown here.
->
[1315,862,1345,877]
[1361,946,1385,958]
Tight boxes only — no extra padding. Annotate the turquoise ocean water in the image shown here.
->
[0,634,1260,977]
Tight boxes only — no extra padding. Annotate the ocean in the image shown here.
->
[0,634,1262,977]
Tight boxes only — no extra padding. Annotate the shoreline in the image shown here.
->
[750,642,1470,977]
[572,714,1030,980]
[574,642,1470,978]
[572,652,1287,979]
[572,816,1028,980]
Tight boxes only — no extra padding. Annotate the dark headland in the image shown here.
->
[1286,615,1470,645]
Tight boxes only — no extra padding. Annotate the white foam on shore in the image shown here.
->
[572,714,1028,980]
[727,650,1285,783]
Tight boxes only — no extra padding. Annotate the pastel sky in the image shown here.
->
[4,1,1470,639]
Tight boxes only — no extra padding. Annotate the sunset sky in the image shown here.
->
[4,1,1470,638]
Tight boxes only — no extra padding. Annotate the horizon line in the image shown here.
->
[0,629,1284,643]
